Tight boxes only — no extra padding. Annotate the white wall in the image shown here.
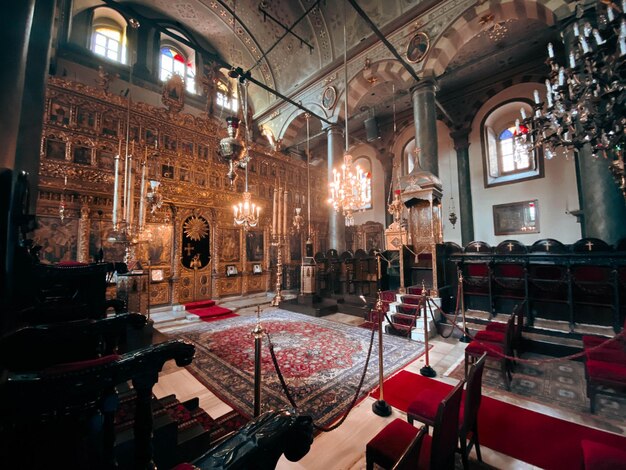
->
[436,120,462,246]
[468,82,581,245]
[350,143,387,226]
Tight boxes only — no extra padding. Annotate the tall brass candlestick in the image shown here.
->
[271,239,284,306]
[272,186,278,235]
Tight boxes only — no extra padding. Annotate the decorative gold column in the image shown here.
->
[77,199,91,263]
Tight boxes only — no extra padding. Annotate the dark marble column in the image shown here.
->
[326,125,345,252]
[411,77,439,176]
[450,129,474,245]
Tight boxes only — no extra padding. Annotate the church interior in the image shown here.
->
[2,0,626,468]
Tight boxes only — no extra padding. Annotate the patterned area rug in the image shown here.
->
[448,353,626,429]
[167,308,426,428]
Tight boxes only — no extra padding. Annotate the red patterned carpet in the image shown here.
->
[167,309,426,428]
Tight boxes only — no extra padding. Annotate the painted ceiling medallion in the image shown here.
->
[406,31,430,63]
[184,215,209,241]
[321,85,337,110]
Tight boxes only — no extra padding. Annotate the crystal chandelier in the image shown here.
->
[329,154,371,226]
[517,0,626,197]
[328,23,372,227]
[233,80,260,229]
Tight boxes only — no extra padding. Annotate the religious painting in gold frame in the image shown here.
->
[493,200,539,235]
[220,228,241,263]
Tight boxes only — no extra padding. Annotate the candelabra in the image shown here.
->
[328,22,372,227]
[387,189,404,229]
[271,184,289,306]
[109,138,151,264]
[233,165,260,229]
[328,153,372,226]
[516,0,626,198]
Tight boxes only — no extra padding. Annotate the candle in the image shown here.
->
[112,154,120,228]
[520,107,527,120]
[593,29,604,46]
[277,187,282,236]
[283,189,288,237]
[547,42,554,58]
[558,67,565,86]
[272,186,278,235]
[569,51,576,69]
[126,152,135,225]
[573,22,579,37]
[138,160,147,232]
[515,119,521,134]
[122,141,129,222]
[608,6,615,22]
[620,19,626,56]
[580,36,590,54]
[533,89,541,104]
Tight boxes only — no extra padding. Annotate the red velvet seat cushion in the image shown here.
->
[366,419,418,467]
[581,439,626,469]
[497,264,524,278]
[43,354,120,376]
[586,348,626,364]
[485,322,507,333]
[465,341,504,358]
[582,335,624,351]
[586,360,626,385]
[474,330,505,343]
[406,389,443,425]
[467,264,488,277]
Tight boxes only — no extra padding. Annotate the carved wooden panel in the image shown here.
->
[218,276,242,296]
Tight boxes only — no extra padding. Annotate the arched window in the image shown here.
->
[354,157,373,210]
[91,8,127,64]
[482,100,543,187]
[216,78,239,112]
[159,34,197,94]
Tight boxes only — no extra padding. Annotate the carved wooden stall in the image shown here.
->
[448,238,626,332]
[33,77,326,306]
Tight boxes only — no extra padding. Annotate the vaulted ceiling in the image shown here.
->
[78,0,572,150]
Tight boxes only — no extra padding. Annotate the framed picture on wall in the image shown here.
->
[226,265,238,277]
[493,200,540,235]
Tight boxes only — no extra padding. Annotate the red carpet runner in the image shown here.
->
[183,300,238,323]
[373,370,626,469]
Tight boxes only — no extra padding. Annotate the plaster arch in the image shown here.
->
[422,0,565,78]
[278,102,328,146]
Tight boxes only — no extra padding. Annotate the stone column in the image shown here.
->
[77,200,91,263]
[450,129,474,245]
[326,125,345,251]
[411,77,439,176]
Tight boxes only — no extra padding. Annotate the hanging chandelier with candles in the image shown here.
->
[516,0,626,197]
[328,23,372,227]
[233,80,260,229]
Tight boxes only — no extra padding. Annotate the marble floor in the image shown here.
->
[151,295,626,469]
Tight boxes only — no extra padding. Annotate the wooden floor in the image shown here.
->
[151,299,626,470]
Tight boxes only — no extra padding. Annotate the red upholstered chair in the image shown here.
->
[585,359,626,413]
[465,313,515,390]
[475,301,526,357]
[581,439,626,469]
[366,379,465,470]
[406,353,487,469]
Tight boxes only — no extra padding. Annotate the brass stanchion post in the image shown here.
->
[458,270,471,343]
[398,244,406,294]
[420,281,436,377]
[251,306,264,417]
[372,289,392,416]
